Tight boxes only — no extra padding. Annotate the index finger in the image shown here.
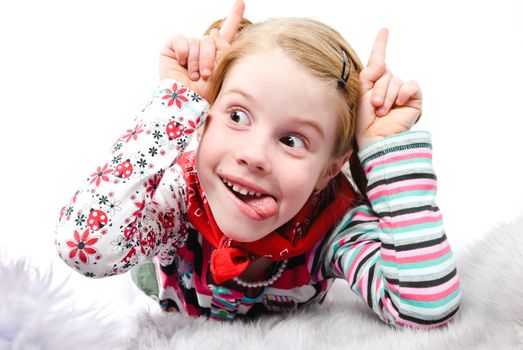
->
[367,28,389,68]
[219,0,245,43]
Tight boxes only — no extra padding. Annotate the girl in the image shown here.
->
[55,0,461,328]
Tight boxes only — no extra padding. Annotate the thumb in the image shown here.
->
[210,28,231,61]
[210,29,228,49]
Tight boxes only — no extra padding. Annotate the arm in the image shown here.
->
[55,80,208,277]
[55,1,245,278]
[321,131,461,328]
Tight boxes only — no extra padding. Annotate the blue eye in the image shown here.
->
[280,135,306,148]
[229,110,250,125]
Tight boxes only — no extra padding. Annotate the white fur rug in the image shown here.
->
[2,215,523,350]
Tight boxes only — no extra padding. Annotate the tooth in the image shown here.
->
[228,181,233,187]
[240,188,248,195]
[232,185,240,192]
[256,193,261,197]
[248,191,254,195]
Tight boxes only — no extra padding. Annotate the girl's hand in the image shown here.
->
[356,29,422,149]
[158,0,245,100]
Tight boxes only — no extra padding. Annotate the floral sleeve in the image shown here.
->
[55,80,208,278]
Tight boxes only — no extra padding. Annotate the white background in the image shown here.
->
[1,0,522,315]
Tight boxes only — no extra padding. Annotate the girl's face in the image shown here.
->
[196,49,342,242]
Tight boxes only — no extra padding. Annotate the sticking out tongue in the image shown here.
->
[238,193,278,219]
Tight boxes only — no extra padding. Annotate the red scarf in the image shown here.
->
[178,151,356,284]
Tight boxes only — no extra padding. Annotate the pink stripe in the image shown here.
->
[402,284,458,302]
[338,238,368,250]
[358,270,369,304]
[368,179,436,196]
[369,183,437,201]
[386,275,460,300]
[367,178,436,198]
[378,209,440,222]
[374,274,387,319]
[382,244,450,264]
[382,290,456,329]
[384,296,400,319]
[399,317,453,329]
[347,243,380,286]
[382,241,450,259]
[332,260,343,277]
[380,280,458,328]
[213,300,231,309]
[365,149,431,170]
[371,177,435,190]
[378,213,442,229]
[352,211,377,221]
[400,280,460,302]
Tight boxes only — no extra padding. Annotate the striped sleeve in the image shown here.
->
[320,130,461,329]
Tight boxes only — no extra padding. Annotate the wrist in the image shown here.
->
[153,79,209,126]
[357,130,432,164]
[357,136,384,150]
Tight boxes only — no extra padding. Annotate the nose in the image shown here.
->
[234,139,272,174]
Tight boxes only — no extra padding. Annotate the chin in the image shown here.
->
[208,192,279,243]
[215,218,272,243]
[221,227,268,243]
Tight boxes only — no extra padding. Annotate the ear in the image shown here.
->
[315,150,352,191]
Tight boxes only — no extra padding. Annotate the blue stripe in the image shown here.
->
[390,288,461,309]
[381,251,453,270]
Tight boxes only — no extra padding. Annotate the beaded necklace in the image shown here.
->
[232,260,288,289]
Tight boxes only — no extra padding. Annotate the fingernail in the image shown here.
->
[201,69,211,77]
[377,108,386,115]
[374,95,382,103]
[191,72,200,80]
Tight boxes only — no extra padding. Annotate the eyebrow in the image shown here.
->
[222,88,255,103]
[222,88,326,139]
[292,117,325,138]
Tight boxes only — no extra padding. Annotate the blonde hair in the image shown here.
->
[204,17,252,36]
[206,17,368,196]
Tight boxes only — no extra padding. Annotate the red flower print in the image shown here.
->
[161,83,188,109]
[89,163,112,187]
[122,124,144,143]
[121,246,136,265]
[145,174,161,196]
[66,228,99,264]
[132,200,146,218]
[124,218,138,241]
[184,119,197,135]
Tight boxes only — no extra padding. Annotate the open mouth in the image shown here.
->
[222,178,264,198]
[220,177,278,219]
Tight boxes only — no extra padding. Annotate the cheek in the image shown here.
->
[195,130,214,177]
[196,117,218,156]
[281,161,325,203]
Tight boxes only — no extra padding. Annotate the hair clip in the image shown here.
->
[338,50,350,89]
